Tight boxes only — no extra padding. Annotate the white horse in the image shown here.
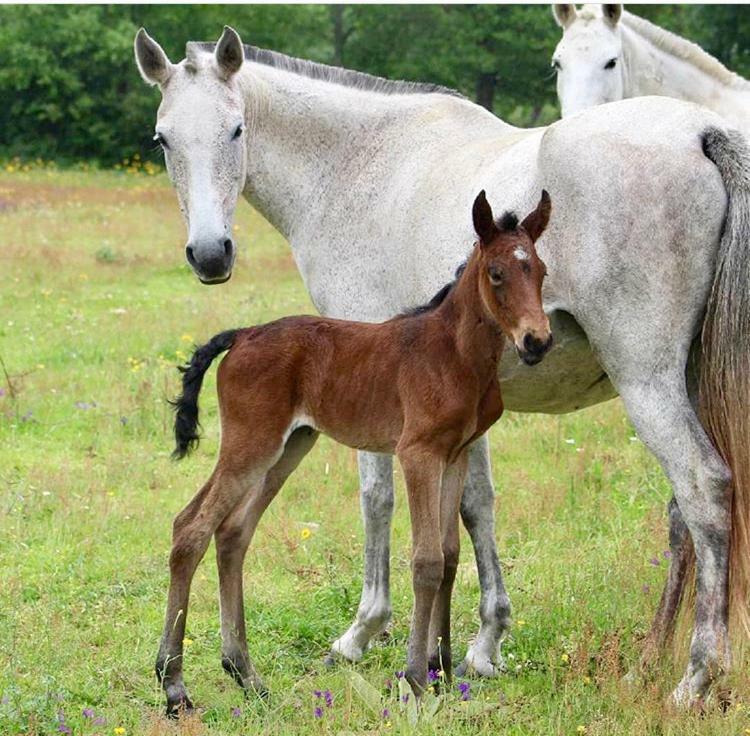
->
[552,3,750,130]
[135,26,750,708]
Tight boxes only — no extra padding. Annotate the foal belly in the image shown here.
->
[499,310,617,414]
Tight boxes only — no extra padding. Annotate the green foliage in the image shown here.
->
[3,5,748,166]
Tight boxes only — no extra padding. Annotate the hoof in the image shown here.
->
[456,654,503,678]
[165,695,194,719]
[330,635,365,664]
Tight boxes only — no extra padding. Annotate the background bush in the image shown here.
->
[1,4,748,165]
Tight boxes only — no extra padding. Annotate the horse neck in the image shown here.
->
[439,251,504,371]
[620,15,750,126]
[238,62,455,241]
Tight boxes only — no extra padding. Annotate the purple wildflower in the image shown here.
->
[649,557,660,566]
[457,681,471,701]
[323,690,333,708]
[663,550,673,560]
[395,671,405,679]
[313,689,322,699]
[82,708,95,719]
[427,669,440,683]
[384,678,393,691]
[93,717,106,726]
[57,726,71,735]
[382,708,390,719]
[401,694,409,704]
[313,706,323,719]
[231,707,241,718]
[56,711,66,723]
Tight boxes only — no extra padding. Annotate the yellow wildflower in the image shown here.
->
[560,653,569,664]
[183,637,193,646]
[114,729,126,735]
[576,727,586,734]
[301,527,312,540]
[180,334,193,343]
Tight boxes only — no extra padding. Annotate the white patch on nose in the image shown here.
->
[514,247,529,261]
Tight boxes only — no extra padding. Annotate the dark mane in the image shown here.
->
[497,211,518,231]
[399,262,467,318]
[186,42,464,99]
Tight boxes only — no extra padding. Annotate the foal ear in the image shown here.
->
[521,190,552,242]
[134,28,173,87]
[472,190,497,245]
[215,26,244,80]
[552,4,577,29]
[602,4,623,26]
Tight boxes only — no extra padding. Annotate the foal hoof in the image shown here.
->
[165,696,194,719]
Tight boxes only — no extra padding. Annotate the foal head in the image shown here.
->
[472,190,553,366]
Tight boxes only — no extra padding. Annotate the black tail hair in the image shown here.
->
[171,329,239,460]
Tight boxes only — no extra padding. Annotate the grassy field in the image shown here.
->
[1,169,748,736]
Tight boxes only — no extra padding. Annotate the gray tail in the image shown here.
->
[171,329,239,460]
[700,126,750,635]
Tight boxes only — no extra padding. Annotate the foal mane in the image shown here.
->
[399,209,519,318]
[186,42,464,99]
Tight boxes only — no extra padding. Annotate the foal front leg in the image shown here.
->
[427,451,468,682]
[398,446,444,696]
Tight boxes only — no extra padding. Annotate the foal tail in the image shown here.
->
[700,127,750,636]
[171,329,240,460]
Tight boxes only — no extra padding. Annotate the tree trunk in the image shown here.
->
[476,71,497,112]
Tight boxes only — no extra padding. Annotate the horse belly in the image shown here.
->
[498,309,616,414]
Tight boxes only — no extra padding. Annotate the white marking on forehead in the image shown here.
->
[513,247,529,261]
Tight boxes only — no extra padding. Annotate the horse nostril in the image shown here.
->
[223,239,233,259]
[523,333,535,353]
[185,245,197,268]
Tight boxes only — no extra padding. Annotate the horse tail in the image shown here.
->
[171,329,240,460]
[699,126,750,635]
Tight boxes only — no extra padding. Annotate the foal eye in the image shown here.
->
[488,267,504,286]
[604,58,617,70]
[153,132,169,150]
[232,124,244,140]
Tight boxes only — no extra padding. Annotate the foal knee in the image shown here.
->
[413,555,445,592]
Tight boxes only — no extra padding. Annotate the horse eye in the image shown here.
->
[153,132,169,150]
[232,124,244,140]
[604,58,617,70]
[488,267,504,286]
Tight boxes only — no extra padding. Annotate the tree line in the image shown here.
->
[0,4,748,165]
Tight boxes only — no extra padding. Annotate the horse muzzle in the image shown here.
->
[185,237,235,285]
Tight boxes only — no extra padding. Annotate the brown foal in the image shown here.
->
[157,190,553,714]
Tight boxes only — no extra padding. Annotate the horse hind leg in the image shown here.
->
[215,427,319,697]
[455,436,511,678]
[327,451,395,665]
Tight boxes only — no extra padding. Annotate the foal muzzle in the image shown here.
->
[517,332,553,366]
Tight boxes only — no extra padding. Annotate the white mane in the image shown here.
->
[620,10,750,90]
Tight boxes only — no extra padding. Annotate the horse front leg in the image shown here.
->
[328,452,394,665]
[455,436,511,677]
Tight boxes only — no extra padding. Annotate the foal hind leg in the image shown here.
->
[156,442,284,715]
[328,452,395,664]
[427,451,469,682]
[216,427,319,696]
[455,436,511,677]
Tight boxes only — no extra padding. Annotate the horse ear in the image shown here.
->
[473,190,497,245]
[215,26,244,80]
[552,4,577,29]
[602,4,623,26]
[521,190,552,242]
[134,28,173,87]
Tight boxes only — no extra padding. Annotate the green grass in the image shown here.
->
[0,170,748,735]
